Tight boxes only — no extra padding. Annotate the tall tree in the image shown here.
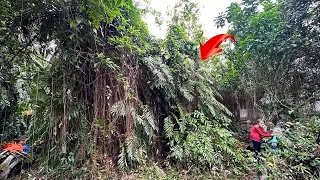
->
[215,0,320,121]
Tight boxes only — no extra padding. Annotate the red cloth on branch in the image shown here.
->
[250,125,272,142]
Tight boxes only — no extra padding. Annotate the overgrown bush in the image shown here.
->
[164,109,253,176]
[256,116,320,179]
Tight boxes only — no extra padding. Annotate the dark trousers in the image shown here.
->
[252,140,261,155]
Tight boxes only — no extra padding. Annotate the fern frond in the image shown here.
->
[134,105,156,139]
[142,57,175,98]
[141,105,156,131]
[177,103,186,116]
[126,137,135,162]
[110,100,126,117]
[118,144,127,171]
[136,114,143,125]
[179,85,194,102]
[170,145,184,161]
[164,117,174,138]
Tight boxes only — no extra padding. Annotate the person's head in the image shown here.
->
[257,119,265,128]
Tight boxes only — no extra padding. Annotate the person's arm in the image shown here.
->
[255,126,273,137]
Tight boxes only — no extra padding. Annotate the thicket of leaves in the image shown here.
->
[215,0,320,179]
[252,116,320,179]
[215,0,320,119]
[1,0,319,179]
[0,0,249,179]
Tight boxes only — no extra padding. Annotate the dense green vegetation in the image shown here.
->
[0,0,319,179]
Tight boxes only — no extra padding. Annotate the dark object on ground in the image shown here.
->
[0,150,27,179]
[0,144,39,179]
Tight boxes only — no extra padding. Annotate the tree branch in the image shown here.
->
[293,94,320,111]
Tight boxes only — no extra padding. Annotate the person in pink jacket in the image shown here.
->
[250,119,279,155]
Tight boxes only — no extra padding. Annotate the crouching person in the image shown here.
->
[250,119,279,156]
